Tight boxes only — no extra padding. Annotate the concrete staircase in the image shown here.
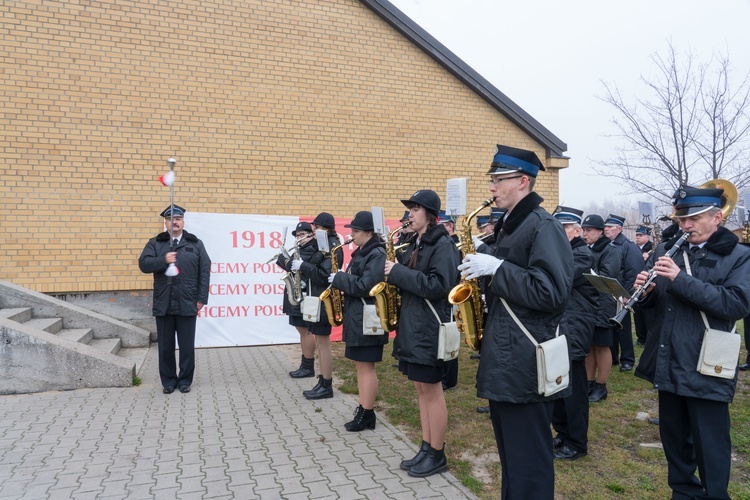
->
[0,280,150,395]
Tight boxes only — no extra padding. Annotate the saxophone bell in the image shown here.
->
[369,221,411,332]
[319,237,353,327]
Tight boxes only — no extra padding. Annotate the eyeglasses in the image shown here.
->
[488,175,523,186]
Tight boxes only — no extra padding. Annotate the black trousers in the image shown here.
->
[489,400,554,499]
[441,357,458,388]
[611,311,635,365]
[658,391,731,500]
[156,315,196,389]
[633,306,649,344]
[551,359,589,453]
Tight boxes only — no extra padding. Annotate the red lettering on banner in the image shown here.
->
[211,262,250,274]
[197,305,253,318]
[254,305,284,316]
[209,284,252,295]
[252,263,285,274]
[253,283,285,294]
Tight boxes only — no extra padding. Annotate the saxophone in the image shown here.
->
[448,197,495,351]
[319,238,353,326]
[281,240,302,306]
[369,221,411,332]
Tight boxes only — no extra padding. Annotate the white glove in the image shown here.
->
[291,259,303,271]
[471,235,484,248]
[458,253,503,280]
[328,273,336,284]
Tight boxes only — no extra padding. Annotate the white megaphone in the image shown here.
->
[165,263,180,277]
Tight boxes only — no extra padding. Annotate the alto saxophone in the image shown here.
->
[448,197,495,351]
[319,238,353,326]
[281,240,302,306]
[369,221,411,332]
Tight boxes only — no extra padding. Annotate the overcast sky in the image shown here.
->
[388,0,750,208]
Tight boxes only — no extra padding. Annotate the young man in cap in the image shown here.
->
[551,206,598,461]
[581,214,622,403]
[457,145,574,498]
[604,214,645,372]
[139,205,211,394]
[634,185,750,499]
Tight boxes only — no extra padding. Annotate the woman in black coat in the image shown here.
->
[330,211,387,432]
[385,190,459,479]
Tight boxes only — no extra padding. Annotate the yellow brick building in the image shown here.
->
[0,0,568,294]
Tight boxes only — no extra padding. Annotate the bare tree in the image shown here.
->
[597,41,750,204]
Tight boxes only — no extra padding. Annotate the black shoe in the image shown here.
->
[635,340,645,347]
[469,353,481,360]
[400,441,430,471]
[290,356,315,378]
[739,363,750,371]
[442,383,456,391]
[648,418,660,425]
[163,386,175,394]
[303,375,333,400]
[552,436,564,450]
[179,385,191,393]
[620,363,633,372]
[407,446,448,477]
[589,383,608,403]
[554,445,587,461]
[587,380,596,397]
[345,406,376,432]
[476,406,490,414]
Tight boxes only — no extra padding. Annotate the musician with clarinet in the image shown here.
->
[633,185,750,499]
[457,145,573,498]
[328,211,387,431]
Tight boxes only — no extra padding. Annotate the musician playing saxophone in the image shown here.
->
[384,190,459,478]
[328,211,387,431]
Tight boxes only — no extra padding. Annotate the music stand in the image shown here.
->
[583,274,631,299]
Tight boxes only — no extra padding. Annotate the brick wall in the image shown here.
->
[0,0,564,293]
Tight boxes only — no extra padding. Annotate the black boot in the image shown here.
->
[407,445,448,478]
[587,380,596,396]
[303,376,333,399]
[400,441,430,471]
[345,406,376,432]
[290,356,314,379]
[589,382,608,403]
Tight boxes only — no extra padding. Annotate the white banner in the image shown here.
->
[185,212,300,347]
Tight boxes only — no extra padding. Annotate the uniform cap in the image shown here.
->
[487,144,545,178]
[672,185,723,218]
[160,205,186,218]
[400,190,441,217]
[635,225,652,235]
[292,221,313,236]
[553,205,584,225]
[312,212,336,229]
[344,211,374,231]
[604,214,626,227]
[581,214,605,230]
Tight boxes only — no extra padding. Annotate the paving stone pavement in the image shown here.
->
[0,344,476,499]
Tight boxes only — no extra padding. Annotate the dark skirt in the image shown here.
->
[592,326,613,347]
[289,315,306,328]
[345,344,384,362]
[398,360,442,384]
[307,322,332,336]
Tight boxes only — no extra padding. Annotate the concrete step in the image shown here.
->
[57,328,94,345]
[0,307,33,322]
[118,347,150,376]
[24,317,63,334]
[88,338,122,356]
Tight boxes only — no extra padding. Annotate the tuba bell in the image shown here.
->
[698,179,738,224]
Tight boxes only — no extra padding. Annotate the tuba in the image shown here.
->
[320,238,353,326]
[369,221,411,332]
[448,197,495,351]
[281,240,302,306]
[698,179,737,224]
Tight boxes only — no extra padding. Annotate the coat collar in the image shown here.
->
[352,235,384,258]
[570,236,586,250]
[156,230,198,243]
[494,192,544,236]
[591,235,611,253]
[418,223,450,245]
[664,225,738,256]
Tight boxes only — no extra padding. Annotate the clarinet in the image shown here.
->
[609,231,690,328]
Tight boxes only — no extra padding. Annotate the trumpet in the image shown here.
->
[610,231,690,328]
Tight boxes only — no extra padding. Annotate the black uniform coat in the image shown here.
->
[477,192,575,403]
[388,224,460,367]
[275,239,321,318]
[138,230,211,316]
[590,235,622,328]
[331,236,388,347]
[634,227,750,402]
[300,235,344,327]
[612,232,645,291]
[639,240,653,255]
[563,237,599,360]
